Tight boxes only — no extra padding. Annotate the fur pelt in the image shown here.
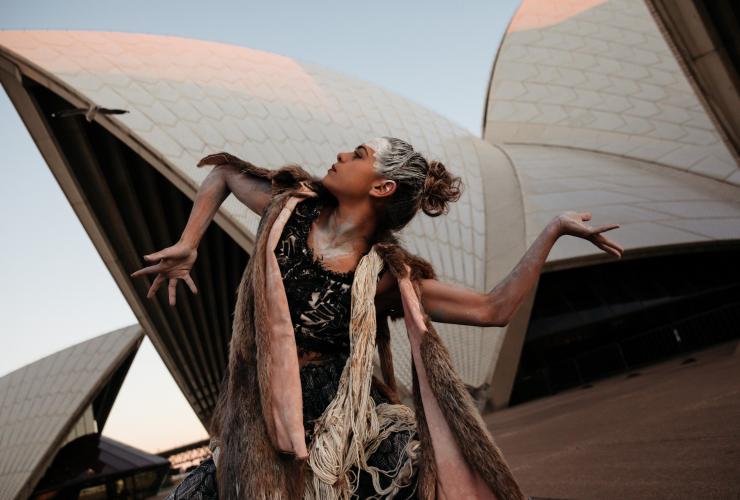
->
[198,152,525,499]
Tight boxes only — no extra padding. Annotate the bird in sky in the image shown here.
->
[51,104,129,122]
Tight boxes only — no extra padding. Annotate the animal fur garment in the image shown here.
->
[197,152,526,499]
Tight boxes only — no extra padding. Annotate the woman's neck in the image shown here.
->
[328,199,377,242]
[315,198,377,258]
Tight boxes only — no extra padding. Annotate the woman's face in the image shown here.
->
[323,143,396,201]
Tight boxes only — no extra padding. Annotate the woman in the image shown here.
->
[132,137,623,499]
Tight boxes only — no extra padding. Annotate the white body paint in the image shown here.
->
[364,137,392,170]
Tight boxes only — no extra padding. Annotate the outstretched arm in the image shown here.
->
[180,162,272,248]
[130,162,272,305]
[378,212,623,327]
[420,218,561,327]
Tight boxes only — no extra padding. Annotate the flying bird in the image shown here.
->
[51,104,129,122]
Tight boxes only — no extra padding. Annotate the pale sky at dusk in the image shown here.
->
[0,0,519,453]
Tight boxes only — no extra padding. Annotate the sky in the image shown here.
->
[0,0,519,453]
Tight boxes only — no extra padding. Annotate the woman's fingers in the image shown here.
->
[147,274,166,299]
[144,249,169,262]
[168,278,178,306]
[607,239,624,256]
[561,212,624,257]
[596,232,624,255]
[600,241,621,257]
[183,274,198,295]
[144,273,196,303]
[592,234,623,257]
[131,262,163,278]
[591,223,620,234]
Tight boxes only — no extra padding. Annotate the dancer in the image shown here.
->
[131,137,623,499]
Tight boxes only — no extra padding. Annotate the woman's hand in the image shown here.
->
[130,241,199,306]
[555,211,624,258]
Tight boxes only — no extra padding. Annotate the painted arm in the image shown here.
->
[379,212,623,327]
[130,163,273,305]
[179,162,273,247]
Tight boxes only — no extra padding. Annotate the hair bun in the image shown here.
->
[419,160,463,217]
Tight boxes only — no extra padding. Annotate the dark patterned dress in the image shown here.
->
[167,196,419,499]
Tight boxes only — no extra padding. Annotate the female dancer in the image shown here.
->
[132,137,623,499]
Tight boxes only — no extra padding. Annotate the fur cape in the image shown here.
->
[198,152,526,499]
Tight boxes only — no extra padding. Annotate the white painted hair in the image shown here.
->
[364,136,428,190]
[362,136,463,231]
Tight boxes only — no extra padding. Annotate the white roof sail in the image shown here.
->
[0,325,143,500]
[482,0,740,258]
[0,31,514,399]
[484,0,738,186]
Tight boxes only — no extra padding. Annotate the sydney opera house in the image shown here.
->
[0,327,171,499]
[1,0,737,497]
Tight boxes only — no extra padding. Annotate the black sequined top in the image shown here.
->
[274,196,357,358]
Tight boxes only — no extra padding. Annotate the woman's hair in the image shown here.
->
[365,136,463,232]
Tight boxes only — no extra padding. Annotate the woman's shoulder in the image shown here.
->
[373,242,439,318]
[290,195,324,228]
[374,240,437,282]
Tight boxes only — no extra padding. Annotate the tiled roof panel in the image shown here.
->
[0,325,142,500]
[484,0,738,186]
[0,30,507,388]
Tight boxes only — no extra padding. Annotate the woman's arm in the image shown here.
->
[219,163,273,216]
[419,218,562,327]
[130,163,273,305]
[180,163,272,248]
[378,212,622,327]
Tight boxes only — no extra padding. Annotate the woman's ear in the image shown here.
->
[371,178,397,199]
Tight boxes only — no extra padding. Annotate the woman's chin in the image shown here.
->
[321,176,335,193]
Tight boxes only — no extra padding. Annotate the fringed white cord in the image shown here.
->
[303,247,419,499]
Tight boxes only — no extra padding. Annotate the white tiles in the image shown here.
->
[0,326,142,500]
[501,144,740,255]
[484,0,738,186]
[0,31,507,389]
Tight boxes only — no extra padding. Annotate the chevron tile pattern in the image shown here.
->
[0,325,142,500]
[0,31,506,388]
[500,144,740,254]
[485,0,738,186]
